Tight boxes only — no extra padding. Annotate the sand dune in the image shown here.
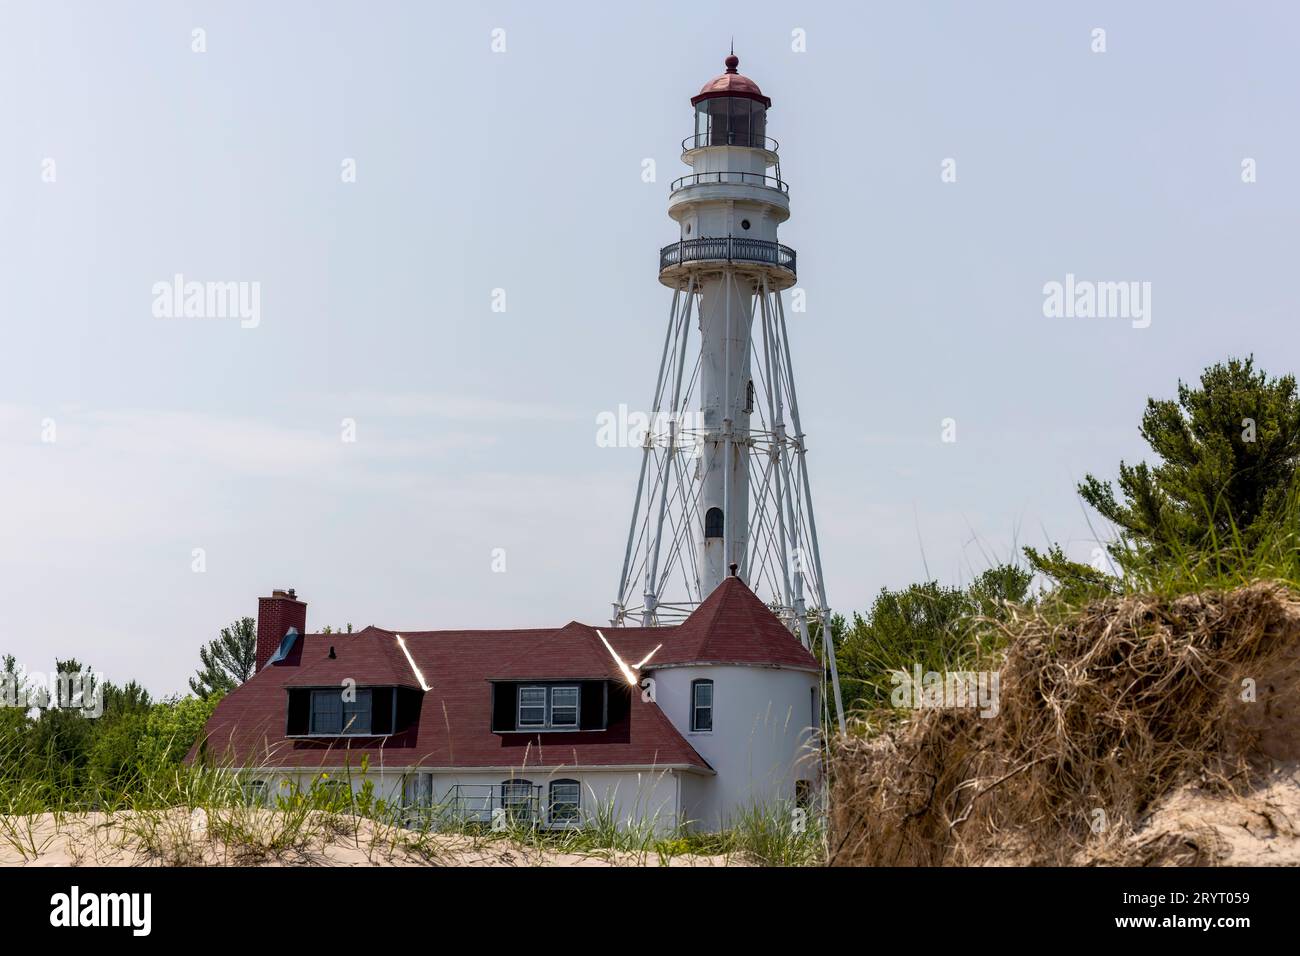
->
[0,808,735,867]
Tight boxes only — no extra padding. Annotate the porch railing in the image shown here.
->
[441,783,543,825]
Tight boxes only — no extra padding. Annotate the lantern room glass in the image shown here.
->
[694,97,767,148]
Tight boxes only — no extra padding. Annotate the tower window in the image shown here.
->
[705,507,724,539]
[691,679,714,732]
[740,218,751,230]
[744,380,754,413]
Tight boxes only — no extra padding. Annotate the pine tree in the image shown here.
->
[189,617,257,699]
[1079,356,1300,569]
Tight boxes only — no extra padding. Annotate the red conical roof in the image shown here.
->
[651,576,819,670]
[691,54,771,108]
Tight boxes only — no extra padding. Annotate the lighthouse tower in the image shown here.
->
[613,54,844,728]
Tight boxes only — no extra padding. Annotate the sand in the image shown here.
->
[0,808,737,867]
[1084,764,1300,866]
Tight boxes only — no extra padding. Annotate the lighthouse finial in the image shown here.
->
[724,43,739,73]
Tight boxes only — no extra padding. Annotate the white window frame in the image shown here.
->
[501,779,537,823]
[691,679,714,732]
[549,686,579,728]
[517,684,581,731]
[548,779,581,826]
[518,686,548,728]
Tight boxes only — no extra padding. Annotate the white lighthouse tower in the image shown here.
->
[613,54,844,729]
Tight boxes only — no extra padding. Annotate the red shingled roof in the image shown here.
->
[199,626,711,773]
[653,576,821,671]
[197,578,814,772]
[488,622,620,682]
[282,627,422,689]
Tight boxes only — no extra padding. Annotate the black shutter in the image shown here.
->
[371,687,394,735]
[606,682,631,728]
[395,687,423,732]
[286,689,309,736]
[491,682,517,732]
[580,681,606,730]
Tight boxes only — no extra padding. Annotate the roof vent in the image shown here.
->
[265,627,300,667]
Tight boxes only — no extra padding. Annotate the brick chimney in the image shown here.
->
[256,588,307,672]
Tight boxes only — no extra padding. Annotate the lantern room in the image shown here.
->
[690,55,772,149]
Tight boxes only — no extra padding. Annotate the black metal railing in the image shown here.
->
[445,783,543,825]
[670,170,788,194]
[682,131,780,152]
[659,237,797,276]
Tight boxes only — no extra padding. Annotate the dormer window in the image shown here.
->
[309,688,372,735]
[518,687,547,727]
[550,686,579,727]
[286,686,407,737]
[491,680,616,734]
[517,685,581,730]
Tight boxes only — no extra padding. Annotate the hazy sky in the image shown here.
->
[2,2,1298,695]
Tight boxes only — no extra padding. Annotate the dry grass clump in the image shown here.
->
[829,581,1300,866]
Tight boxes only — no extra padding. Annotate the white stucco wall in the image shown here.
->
[650,663,820,830]
[245,766,687,834]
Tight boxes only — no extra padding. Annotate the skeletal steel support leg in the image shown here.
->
[773,289,846,734]
[644,277,696,624]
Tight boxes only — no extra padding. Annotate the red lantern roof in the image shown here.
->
[691,54,771,108]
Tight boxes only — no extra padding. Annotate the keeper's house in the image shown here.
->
[195,576,822,831]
